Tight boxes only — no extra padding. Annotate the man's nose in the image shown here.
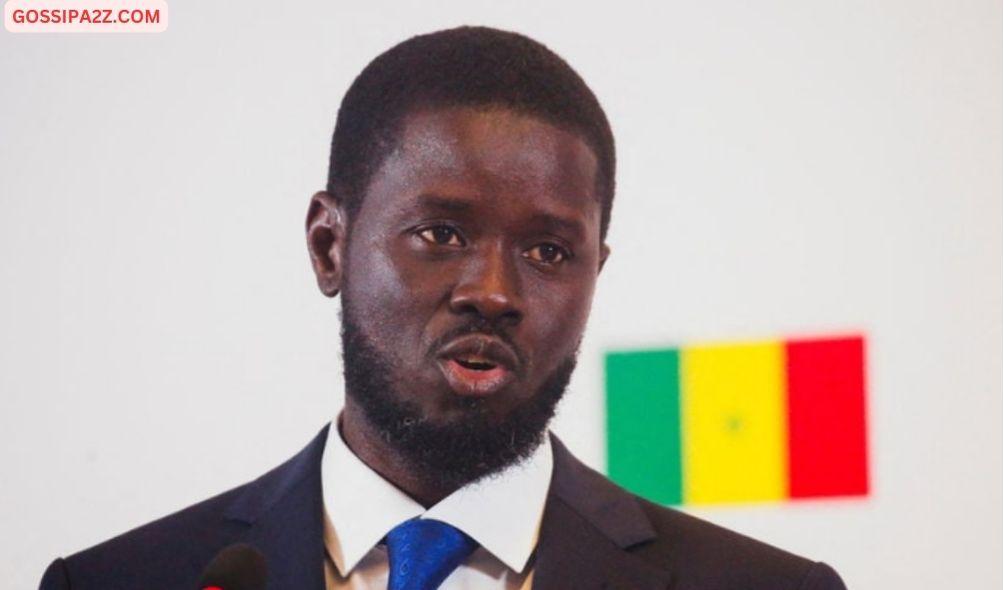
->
[449,244,524,325]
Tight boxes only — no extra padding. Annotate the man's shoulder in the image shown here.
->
[546,434,846,590]
[631,497,845,590]
[41,426,331,590]
[41,483,249,589]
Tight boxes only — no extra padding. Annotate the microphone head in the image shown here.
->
[197,543,267,590]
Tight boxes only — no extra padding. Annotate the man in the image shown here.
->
[40,26,847,590]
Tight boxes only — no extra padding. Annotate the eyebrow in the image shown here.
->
[529,212,586,240]
[414,194,475,213]
[414,193,588,239]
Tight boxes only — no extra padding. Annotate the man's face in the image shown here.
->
[326,106,607,482]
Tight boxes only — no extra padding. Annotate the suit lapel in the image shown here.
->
[214,426,672,590]
[532,434,672,590]
[224,425,330,590]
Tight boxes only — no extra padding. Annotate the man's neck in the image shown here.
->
[339,401,457,508]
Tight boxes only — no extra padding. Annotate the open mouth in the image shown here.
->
[453,355,499,371]
[435,335,519,397]
[439,357,512,397]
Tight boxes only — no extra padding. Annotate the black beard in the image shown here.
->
[339,302,576,490]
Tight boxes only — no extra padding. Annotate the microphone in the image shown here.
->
[197,543,267,590]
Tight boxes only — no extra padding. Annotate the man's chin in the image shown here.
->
[346,384,556,487]
[417,382,535,423]
[339,305,577,487]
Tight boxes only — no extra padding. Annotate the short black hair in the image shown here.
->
[327,26,616,239]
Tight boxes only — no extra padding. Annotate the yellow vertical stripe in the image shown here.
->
[681,341,788,504]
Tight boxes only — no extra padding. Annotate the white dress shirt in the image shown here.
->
[320,419,554,589]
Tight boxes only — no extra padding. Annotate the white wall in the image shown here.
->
[1,1,1000,588]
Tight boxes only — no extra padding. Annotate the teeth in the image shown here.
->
[455,356,497,371]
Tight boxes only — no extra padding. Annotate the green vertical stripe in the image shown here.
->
[605,349,682,504]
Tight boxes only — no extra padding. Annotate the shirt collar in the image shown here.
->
[321,418,554,575]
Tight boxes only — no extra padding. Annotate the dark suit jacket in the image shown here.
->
[40,425,847,589]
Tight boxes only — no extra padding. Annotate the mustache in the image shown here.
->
[429,319,527,368]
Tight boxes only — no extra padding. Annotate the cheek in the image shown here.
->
[344,237,445,349]
[345,241,409,329]
[526,278,597,361]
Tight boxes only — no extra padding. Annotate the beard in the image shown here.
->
[339,300,577,490]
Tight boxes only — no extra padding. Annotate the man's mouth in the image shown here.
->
[436,335,519,397]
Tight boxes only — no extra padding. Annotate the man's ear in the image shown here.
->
[598,243,611,274]
[306,191,347,297]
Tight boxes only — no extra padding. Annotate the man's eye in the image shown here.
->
[417,226,465,247]
[524,243,570,265]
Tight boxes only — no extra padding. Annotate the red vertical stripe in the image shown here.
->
[786,336,869,498]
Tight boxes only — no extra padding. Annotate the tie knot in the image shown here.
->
[385,518,479,590]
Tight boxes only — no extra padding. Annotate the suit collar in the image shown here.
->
[547,433,656,548]
[223,423,329,525]
[532,434,671,590]
[218,426,672,590]
[223,424,331,590]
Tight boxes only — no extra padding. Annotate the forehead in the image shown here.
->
[364,107,601,222]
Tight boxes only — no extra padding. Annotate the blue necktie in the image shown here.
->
[385,518,479,590]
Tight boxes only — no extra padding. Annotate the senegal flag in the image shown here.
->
[605,335,868,505]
